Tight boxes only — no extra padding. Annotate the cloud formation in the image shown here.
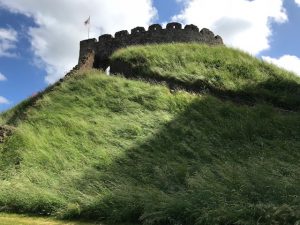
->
[262,55,300,77]
[0,72,7,81]
[0,96,9,104]
[0,28,18,57]
[173,0,287,55]
[295,0,300,6]
[0,0,157,83]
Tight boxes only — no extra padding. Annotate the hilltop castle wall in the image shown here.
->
[79,23,223,70]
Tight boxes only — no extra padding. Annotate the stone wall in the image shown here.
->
[79,22,223,70]
[0,125,14,143]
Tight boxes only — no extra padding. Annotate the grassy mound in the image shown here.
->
[0,44,300,225]
[111,44,300,110]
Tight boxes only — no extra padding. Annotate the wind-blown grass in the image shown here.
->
[0,44,299,225]
[111,44,300,110]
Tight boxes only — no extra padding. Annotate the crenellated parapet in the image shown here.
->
[79,22,223,70]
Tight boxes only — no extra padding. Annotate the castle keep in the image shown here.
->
[79,22,223,70]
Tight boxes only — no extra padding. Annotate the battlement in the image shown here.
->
[79,22,223,70]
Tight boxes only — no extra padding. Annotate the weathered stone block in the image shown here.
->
[200,28,215,37]
[166,22,182,30]
[99,34,113,41]
[115,30,129,38]
[148,24,162,31]
[131,27,146,34]
[184,24,199,32]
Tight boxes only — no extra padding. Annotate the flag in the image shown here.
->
[84,16,91,39]
[84,16,90,26]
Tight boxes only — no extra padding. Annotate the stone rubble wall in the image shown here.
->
[0,125,14,143]
[79,22,223,70]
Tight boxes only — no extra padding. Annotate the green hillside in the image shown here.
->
[111,44,300,110]
[0,44,299,225]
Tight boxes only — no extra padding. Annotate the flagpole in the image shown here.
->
[84,16,91,39]
[88,17,90,39]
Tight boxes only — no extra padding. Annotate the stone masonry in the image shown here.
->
[79,22,223,70]
[0,125,14,143]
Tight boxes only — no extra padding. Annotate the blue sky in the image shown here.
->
[0,0,300,112]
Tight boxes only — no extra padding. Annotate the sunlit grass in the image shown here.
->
[0,213,99,225]
[111,43,300,110]
[0,43,299,225]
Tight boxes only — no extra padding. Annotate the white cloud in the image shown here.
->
[295,0,300,6]
[0,28,18,57]
[262,55,300,76]
[0,96,9,104]
[0,0,157,83]
[0,72,7,81]
[172,0,287,55]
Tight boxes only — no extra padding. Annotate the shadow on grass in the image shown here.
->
[241,78,300,111]
[111,60,300,111]
[74,97,300,225]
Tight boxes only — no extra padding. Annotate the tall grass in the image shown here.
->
[111,44,300,110]
[0,44,299,225]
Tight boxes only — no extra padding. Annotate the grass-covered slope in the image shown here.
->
[111,44,300,110]
[0,44,300,225]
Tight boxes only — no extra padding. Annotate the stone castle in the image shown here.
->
[78,22,223,70]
